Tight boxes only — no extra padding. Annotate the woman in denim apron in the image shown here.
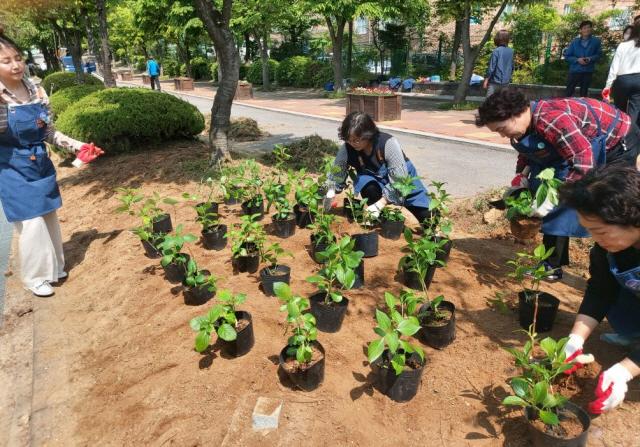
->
[0,31,103,297]
[559,165,640,415]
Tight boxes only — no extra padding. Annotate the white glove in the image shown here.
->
[589,363,634,414]
[531,197,556,218]
[365,201,383,219]
[564,334,595,366]
[323,188,336,212]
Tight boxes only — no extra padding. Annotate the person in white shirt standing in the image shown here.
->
[604,22,640,126]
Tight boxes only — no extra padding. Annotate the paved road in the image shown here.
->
[170,92,517,198]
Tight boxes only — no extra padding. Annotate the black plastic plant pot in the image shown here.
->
[224,195,241,205]
[232,252,260,273]
[418,301,456,349]
[201,224,227,250]
[380,218,405,240]
[241,197,264,219]
[141,240,161,259]
[278,341,325,391]
[152,213,172,234]
[354,231,379,258]
[310,234,333,264]
[343,198,362,222]
[353,259,365,289]
[162,254,190,284]
[183,285,215,306]
[272,214,297,238]
[372,351,425,403]
[259,265,291,296]
[294,204,313,228]
[524,402,590,447]
[309,292,349,333]
[519,291,560,333]
[402,265,436,290]
[220,311,255,357]
[431,236,453,265]
[196,202,219,217]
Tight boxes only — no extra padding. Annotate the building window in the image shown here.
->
[355,17,368,35]
[563,4,572,15]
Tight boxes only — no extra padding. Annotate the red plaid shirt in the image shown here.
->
[516,98,630,181]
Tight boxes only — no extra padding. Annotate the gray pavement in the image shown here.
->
[169,92,517,198]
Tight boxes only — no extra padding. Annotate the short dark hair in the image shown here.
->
[339,111,379,141]
[579,20,593,29]
[0,25,21,54]
[559,165,640,227]
[494,30,510,47]
[475,87,529,126]
[635,14,640,24]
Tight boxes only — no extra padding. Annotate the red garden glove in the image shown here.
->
[510,173,529,189]
[588,363,633,414]
[601,87,611,103]
[73,143,104,167]
[563,334,594,375]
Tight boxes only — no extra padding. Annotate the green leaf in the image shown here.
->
[273,281,291,300]
[510,377,529,398]
[385,332,400,353]
[189,316,206,332]
[384,292,397,310]
[375,309,392,332]
[367,339,385,363]
[539,337,557,358]
[502,396,528,407]
[397,318,421,336]
[539,410,559,426]
[533,244,546,259]
[217,323,237,341]
[533,381,548,405]
[195,331,210,353]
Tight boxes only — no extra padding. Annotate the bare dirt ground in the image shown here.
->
[1,139,639,447]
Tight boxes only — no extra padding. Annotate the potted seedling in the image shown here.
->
[508,244,560,332]
[265,182,297,238]
[144,192,179,234]
[274,282,325,391]
[194,203,227,250]
[239,160,265,218]
[183,177,223,220]
[416,293,456,349]
[398,228,447,290]
[507,168,562,241]
[183,258,218,306]
[159,224,197,284]
[379,175,419,240]
[306,236,364,332]
[502,330,590,446]
[220,164,247,205]
[294,175,320,228]
[190,289,254,357]
[116,187,163,257]
[227,214,265,273]
[367,293,425,402]
[425,181,454,264]
[348,194,379,258]
[307,204,338,263]
[259,242,293,296]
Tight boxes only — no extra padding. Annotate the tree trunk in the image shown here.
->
[81,7,98,56]
[70,28,85,83]
[260,31,270,90]
[347,19,353,78]
[449,19,463,81]
[326,16,346,91]
[193,0,239,165]
[243,31,252,62]
[95,0,116,87]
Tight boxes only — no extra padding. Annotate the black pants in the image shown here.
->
[566,72,593,97]
[360,181,431,224]
[543,235,570,269]
[612,73,640,127]
[150,75,161,91]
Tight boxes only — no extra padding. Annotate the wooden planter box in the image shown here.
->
[119,71,133,81]
[346,93,402,121]
[174,77,194,91]
[141,74,151,85]
[234,82,253,100]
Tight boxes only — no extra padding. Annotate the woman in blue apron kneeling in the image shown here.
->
[0,30,104,297]
[324,112,431,224]
[476,87,640,280]
[558,165,640,415]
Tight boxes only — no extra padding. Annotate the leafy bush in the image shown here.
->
[210,62,219,82]
[239,63,250,81]
[211,62,250,83]
[277,56,312,86]
[132,55,147,72]
[56,88,204,154]
[162,59,183,77]
[305,61,334,88]
[247,59,279,85]
[49,84,105,117]
[190,56,211,80]
[264,134,338,172]
[41,72,104,95]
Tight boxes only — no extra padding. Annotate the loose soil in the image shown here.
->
[424,309,453,328]
[235,317,251,333]
[531,409,585,439]
[281,345,324,374]
[5,140,639,446]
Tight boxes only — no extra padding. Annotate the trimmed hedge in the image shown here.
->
[41,72,104,95]
[56,88,204,154]
[247,59,279,85]
[210,62,250,83]
[276,56,312,86]
[49,84,105,117]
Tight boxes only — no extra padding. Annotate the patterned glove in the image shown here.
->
[589,363,633,414]
[73,143,104,167]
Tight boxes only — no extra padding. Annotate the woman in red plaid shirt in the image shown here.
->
[476,87,640,280]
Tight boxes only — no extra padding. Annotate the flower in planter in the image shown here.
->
[348,87,395,97]
[189,290,247,352]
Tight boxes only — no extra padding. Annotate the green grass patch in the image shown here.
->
[437,101,481,111]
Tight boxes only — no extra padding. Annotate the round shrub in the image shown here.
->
[305,61,334,88]
[190,56,211,80]
[276,56,312,87]
[49,84,105,117]
[56,88,205,154]
[162,59,182,77]
[247,59,279,85]
[41,72,104,95]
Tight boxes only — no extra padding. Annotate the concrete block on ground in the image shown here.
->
[252,397,283,431]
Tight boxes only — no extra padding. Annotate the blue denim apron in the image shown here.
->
[605,254,640,337]
[510,100,619,237]
[349,134,430,208]
[0,102,61,222]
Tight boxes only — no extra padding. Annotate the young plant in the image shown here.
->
[380,206,404,222]
[295,175,320,211]
[219,164,248,202]
[189,290,247,352]
[426,181,453,237]
[306,235,364,305]
[194,203,220,231]
[184,258,218,292]
[398,228,447,289]
[308,209,337,245]
[507,244,555,300]
[261,242,293,274]
[115,187,144,215]
[274,282,318,364]
[182,177,222,205]
[505,168,562,221]
[226,214,266,258]
[158,224,197,267]
[367,292,425,376]
[241,159,264,206]
[505,189,535,221]
[418,294,448,322]
[115,188,172,244]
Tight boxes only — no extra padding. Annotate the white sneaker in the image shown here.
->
[54,271,68,282]
[25,281,54,297]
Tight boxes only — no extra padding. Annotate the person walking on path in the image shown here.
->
[603,22,640,127]
[564,20,602,97]
[559,165,640,415]
[0,29,104,297]
[324,112,431,224]
[146,56,161,91]
[482,30,513,97]
[476,87,639,280]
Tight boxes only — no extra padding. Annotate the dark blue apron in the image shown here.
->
[510,100,619,237]
[348,133,430,208]
[0,102,61,222]
[605,253,640,337]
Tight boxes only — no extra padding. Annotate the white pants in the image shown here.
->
[13,211,65,288]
